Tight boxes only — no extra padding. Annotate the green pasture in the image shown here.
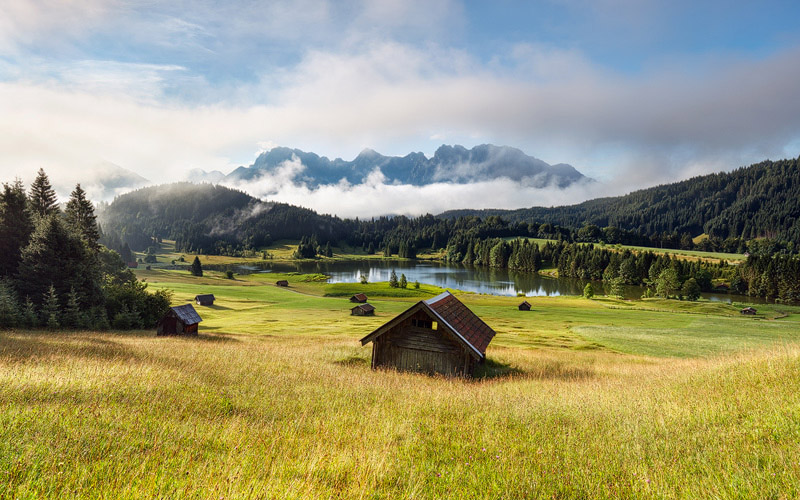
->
[3,268,800,498]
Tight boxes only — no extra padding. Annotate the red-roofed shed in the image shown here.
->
[360,291,496,377]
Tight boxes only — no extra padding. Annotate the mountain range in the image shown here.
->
[194,144,589,188]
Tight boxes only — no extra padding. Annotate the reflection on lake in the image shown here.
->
[212,259,766,304]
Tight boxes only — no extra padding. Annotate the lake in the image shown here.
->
[218,259,765,304]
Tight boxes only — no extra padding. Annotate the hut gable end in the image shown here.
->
[157,304,202,336]
[360,292,497,377]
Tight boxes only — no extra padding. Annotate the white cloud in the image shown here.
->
[220,160,604,218]
[1,34,800,209]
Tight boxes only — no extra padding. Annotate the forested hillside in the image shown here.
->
[99,183,353,254]
[440,157,800,245]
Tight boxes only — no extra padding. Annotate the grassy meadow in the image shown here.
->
[2,265,800,498]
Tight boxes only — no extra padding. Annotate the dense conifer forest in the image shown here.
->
[0,170,170,329]
[441,157,800,248]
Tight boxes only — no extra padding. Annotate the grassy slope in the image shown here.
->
[2,269,800,498]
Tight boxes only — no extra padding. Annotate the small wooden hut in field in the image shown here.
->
[360,291,496,377]
[157,304,202,336]
[518,301,531,311]
[194,294,215,306]
[349,293,368,303]
[276,280,289,287]
[351,303,375,316]
[740,307,757,315]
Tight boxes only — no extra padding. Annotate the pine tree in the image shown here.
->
[22,296,38,328]
[399,273,407,289]
[120,243,134,263]
[28,169,59,219]
[41,284,60,329]
[64,184,100,250]
[17,214,101,307]
[0,179,34,276]
[0,281,19,328]
[389,269,398,288]
[583,283,594,299]
[190,256,203,277]
[62,287,82,328]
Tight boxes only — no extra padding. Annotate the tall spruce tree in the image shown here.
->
[28,169,59,218]
[17,214,101,307]
[190,256,203,277]
[41,284,60,329]
[65,184,100,250]
[0,179,34,277]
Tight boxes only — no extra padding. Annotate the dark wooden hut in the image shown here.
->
[276,280,289,287]
[349,293,368,303]
[740,307,757,315]
[194,294,215,306]
[360,291,496,377]
[157,304,202,336]
[351,303,375,316]
[518,301,531,311]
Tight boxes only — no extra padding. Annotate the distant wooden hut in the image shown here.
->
[360,291,496,377]
[157,304,202,336]
[194,294,215,306]
[276,280,289,287]
[518,301,531,311]
[349,293,368,303]
[351,303,375,316]
[740,307,757,315]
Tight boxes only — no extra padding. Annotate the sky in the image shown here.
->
[1,0,800,215]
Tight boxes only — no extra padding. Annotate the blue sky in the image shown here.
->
[1,0,799,214]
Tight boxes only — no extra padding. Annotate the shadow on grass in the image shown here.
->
[474,357,595,382]
[201,305,233,311]
[473,358,524,380]
[0,330,141,363]
[333,354,370,366]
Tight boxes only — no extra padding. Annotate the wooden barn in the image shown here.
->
[276,280,289,287]
[351,303,375,316]
[740,307,757,315]
[194,294,215,306]
[157,304,202,336]
[360,291,496,377]
[349,293,368,303]
[518,300,531,311]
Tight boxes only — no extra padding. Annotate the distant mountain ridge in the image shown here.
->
[218,144,588,188]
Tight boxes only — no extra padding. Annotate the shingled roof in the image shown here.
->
[171,304,203,325]
[424,292,495,357]
[360,291,496,359]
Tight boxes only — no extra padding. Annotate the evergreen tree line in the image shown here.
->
[440,157,800,247]
[0,170,171,330]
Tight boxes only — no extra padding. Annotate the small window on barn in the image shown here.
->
[431,321,438,330]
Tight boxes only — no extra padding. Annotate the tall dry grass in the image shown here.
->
[2,330,799,498]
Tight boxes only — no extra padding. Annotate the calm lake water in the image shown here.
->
[216,259,766,304]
